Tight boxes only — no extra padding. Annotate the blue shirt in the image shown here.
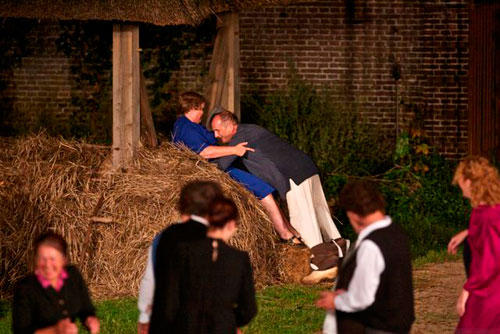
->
[172,116,216,154]
[171,115,274,200]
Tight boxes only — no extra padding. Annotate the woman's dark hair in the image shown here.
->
[34,232,68,258]
[338,180,386,217]
[208,196,239,228]
[178,181,223,216]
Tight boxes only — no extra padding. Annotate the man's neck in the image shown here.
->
[359,211,386,231]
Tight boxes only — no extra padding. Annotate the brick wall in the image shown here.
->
[167,45,211,93]
[1,1,470,158]
[0,20,212,135]
[240,0,469,158]
[0,21,78,131]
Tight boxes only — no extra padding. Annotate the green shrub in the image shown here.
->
[244,75,470,258]
[242,73,393,189]
[380,154,470,257]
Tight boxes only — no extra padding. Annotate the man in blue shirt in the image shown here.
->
[172,91,302,245]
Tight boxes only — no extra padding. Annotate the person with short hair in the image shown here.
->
[138,180,223,334]
[172,92,301,246]
[161,196,257,334]
[210,108,344,283]
[451,156,500,333]
[316,180,414,334]
[12,232,99,334]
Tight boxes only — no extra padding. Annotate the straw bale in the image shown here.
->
[277,245,311,283]
[0,133,285,299]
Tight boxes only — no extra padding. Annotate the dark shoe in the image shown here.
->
[280,235,306,247]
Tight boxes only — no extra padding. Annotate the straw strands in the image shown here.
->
[0,134,282,299]
[0,0,314,26]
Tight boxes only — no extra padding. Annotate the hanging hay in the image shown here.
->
[0,133,287,299]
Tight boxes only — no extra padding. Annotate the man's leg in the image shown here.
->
[286,178,324,248]
[287,177,341,284]
[226,167,297,240]
[278,203,301,239]
[310,174,341,241]
[260,194,296,240]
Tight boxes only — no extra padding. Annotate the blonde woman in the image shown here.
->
[452,156,500,332]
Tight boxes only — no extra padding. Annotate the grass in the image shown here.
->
[413,249,461,268]
[0,284,327,334]
[0,251,461,334]
[246,284,325,334]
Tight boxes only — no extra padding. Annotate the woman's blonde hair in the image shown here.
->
[453,156,500,207]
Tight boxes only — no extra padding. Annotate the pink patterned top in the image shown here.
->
[36,268,69,292]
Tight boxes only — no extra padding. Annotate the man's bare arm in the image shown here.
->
[199,142,254,159]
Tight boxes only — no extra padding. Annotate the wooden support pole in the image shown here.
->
[227,12,240,119]
[140,71,158,148]
[205,12,240,122]
[112,24,140,168]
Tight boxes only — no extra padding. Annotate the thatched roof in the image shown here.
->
[0,0,308,26]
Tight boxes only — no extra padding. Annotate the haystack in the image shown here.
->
[0,133,292,299]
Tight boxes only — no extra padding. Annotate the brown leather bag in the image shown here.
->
[310,238,350,271]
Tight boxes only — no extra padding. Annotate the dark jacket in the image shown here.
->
[336,222,415,334]
[12,265,96,334]
[164,238,257,334]
[215,124,318,198]
[149,219,208,334]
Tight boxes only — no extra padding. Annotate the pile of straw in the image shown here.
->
[0,134,282,299]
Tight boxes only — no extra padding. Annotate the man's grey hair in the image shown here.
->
[210,107,239,125]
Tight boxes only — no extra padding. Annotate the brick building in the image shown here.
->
[239,0,470,159]
[1,1,499,159]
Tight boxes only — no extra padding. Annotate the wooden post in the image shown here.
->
[112,24,140,168]
[227,13,240,119]
[205,12,240,123]
[140,71,158,148]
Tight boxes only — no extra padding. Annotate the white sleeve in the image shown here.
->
[138,246,155,323]
[334,240,385,312]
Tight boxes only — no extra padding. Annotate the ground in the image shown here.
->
[0,260,467,333]
[412,261,465,334]
[280,245,466,333]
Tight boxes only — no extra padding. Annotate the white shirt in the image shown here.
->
[137,215,209,323]
[138,245,155,323]
[334,216,391,312]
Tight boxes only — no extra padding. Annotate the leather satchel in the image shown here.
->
[310,238,350,271]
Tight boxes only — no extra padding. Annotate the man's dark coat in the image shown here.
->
[215,124,318,198]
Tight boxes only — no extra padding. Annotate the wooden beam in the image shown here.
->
[112,24,140,168]
[205,12,240,121]
[227,12,240,119]
[140,71,158,148]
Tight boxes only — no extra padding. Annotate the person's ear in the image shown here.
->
[346,211,359,224]
[226,220,237,236]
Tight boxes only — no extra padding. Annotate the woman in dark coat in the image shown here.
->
[164,196,257,334]
[12,232,99,334]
